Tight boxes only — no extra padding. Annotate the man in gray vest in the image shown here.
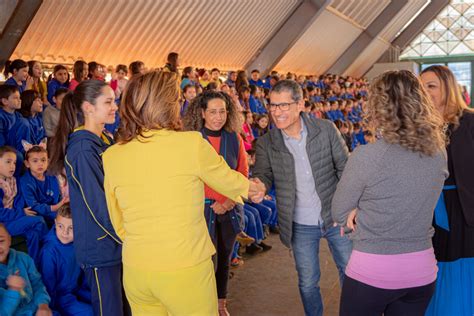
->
[252,79,351,316]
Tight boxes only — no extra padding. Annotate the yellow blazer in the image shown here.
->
[103,129,249,271]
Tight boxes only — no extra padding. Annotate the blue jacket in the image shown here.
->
[64,129,122,268]
[0,249,50,316]
[249,79,264,88]
[47,79,68,106]
[104,111,120,136]
[347,108,361,123]
[8,115,45,155]
[0,180,26,224]
[4,78,27,93]
[39,227,90,310]
[249,95,267,114]
[0,109,21,147]
[326,110,345,122]
[20,171,61,221]
[351,130,367,150]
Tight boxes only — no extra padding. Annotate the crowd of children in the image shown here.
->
[0,54,369,315]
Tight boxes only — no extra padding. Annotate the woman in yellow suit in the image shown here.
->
[102,71,265,316]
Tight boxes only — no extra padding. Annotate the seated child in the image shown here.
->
[9,90,46,158]
[40,204,92,316]
[0,223,52,315]
[43,88,68,138]
[20,143,68,225]
[0,85,22,147]
[0,146,48,265]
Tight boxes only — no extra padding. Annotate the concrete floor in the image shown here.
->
[227,234,341,316]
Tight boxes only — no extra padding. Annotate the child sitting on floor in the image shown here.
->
[20,143,68,226]
[0,223,52,315]
[40,204,92,316]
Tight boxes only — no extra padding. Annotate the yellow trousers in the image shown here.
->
[123,259,218,316]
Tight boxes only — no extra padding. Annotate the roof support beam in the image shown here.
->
[378,0,450,63]
[245,0,330,76]
[326,0,408,74]
[0,0,42,70]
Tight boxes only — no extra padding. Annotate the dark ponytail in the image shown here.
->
[3,59,27,77]
[48,80,107,175]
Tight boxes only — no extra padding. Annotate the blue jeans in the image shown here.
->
[291,222,352,316]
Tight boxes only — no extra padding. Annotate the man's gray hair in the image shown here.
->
[271,79,303,102]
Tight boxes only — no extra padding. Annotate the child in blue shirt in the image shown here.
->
[0,223,52,316]
[47,65,69,106]
[20,144,67,225]
[40,204,92,316]
[9,90,46,157]
[0,146,48,265]
[0,85,22,147]
[3,59,32,93]
[249,69,264,88]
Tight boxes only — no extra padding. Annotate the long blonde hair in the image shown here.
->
[368,70,445,156]
[421,65,474,128]
[117,71,182,144]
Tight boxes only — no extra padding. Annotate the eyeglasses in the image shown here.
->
[206,109,228,117]
[269,101,298,112]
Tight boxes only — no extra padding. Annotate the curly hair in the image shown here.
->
[182,90,242,133]
[116,71,182,144]
[421,65,474,128]
[367,70,445,156]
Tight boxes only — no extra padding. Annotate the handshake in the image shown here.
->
[248,178,266,203]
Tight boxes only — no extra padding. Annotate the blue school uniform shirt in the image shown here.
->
[39,227,91,310]
[249,79,264,88]
[351,130,367,150]
[7,115,45,156]
[263,77,272,89]
[347,108,361,123]
[4,77,27,93]
[249,95,267,114]
[47,79,69,106]
[104,111,120,136]
[20,171,61,221]
[65,129,122,268]
[327,95,338,102]
[0,108,22,146]
[311,95,323,103]
[327,110,345,122]
[225,79,235,88]
[0,249,50,315]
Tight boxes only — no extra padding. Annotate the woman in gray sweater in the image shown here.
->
[332,70,448,315]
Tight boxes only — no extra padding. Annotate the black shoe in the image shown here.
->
[246,243,263,255]
[269,226,280,234]
[258,241,272,252]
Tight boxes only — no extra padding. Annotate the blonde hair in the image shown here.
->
[117,71,182,144]
[368,70,445,156]
[421,65,474,128]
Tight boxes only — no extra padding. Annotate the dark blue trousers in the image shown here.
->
[5,215,47,265]
[83,264,131,316]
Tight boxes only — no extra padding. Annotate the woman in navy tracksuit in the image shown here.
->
[49,80,130,316]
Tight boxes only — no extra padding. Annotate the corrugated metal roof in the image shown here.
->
[11,0,299,70]
[329,0,391,29]
[343,38,390,78]
[379,0,430,42]
[344,0,429,77]
[274,8,363,75]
